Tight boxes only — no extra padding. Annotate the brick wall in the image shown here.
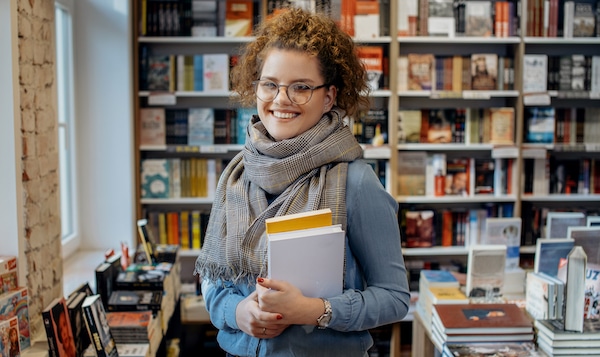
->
[16,0,62,336]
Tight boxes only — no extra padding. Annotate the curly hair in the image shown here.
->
[230,7,371,116]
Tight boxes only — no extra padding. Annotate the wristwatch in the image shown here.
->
[316,298,332,329]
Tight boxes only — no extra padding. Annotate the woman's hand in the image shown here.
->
[235,290,288,338]
[256,277,326,326]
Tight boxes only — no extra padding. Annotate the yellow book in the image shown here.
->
[180,210,190,250]
[191,210,202,249]
[265,208,332,234]
[158,212,168,245]
[428,286,470,305]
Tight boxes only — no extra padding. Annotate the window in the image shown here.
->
[55,0,79,256]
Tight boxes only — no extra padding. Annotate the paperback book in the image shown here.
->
[432,303,533,335]
[82,295,119,357]
[465,244,506,299]
[534,238,575,276]
[107,290,163,313]
[482,217,521,271]
[267,211,345,298]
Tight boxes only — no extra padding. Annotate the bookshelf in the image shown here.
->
[130,0,600,353]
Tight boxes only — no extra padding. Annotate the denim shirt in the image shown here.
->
[201,160,411,357]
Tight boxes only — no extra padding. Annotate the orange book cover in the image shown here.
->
[408,53,435,90]
[357,46,384,90]
[106,310,152,329]
[340,0,357,36]
[225,0,254,37]
[167,212,180,245]
[441,210,453,246]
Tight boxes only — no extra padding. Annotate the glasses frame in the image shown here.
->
[252,80,329,105]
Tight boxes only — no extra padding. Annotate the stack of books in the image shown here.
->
[431,303,534,351]
[106,310,162,356]
[415,269,465,327]
[535,319,600,356]
[442,341,548,356]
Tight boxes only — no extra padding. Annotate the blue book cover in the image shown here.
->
[193,55,204,91]
[188,108,214,146]
[140,159,170,198]
[420,270,459,287]
[236,107,257,145]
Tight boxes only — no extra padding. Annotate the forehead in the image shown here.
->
[260,49,322,79]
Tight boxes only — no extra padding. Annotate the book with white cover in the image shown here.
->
[483,217,521,271]
[545,211,585,239]
[466,244,506,300]
[267,224,345,298]
[566,226,600,264]
[587,216,600,227]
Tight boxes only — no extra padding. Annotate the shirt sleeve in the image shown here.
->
[327,161,411,331]
[201,278,245,331]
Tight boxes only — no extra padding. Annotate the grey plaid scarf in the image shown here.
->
[194,107,363,284]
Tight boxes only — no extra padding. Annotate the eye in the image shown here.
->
[260,81,278,89]
[290,82,311,92]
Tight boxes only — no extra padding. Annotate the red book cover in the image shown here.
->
[433,303,533,335]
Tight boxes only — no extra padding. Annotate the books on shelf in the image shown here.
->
[187,108,215,146]
[489,107,515,145]
[408,54,435,90]
[427,0,456,37]
[224,0,253,37]
[465,244,506,299]
[464,1,493,36]
[396,151,427,196]
[266,211,345,298]
[404,210,435,248]
[470,54,497,91]
[397,110,422,144]
[82,294,119,357]
[0,287,30,351]
[522,54,548,93]
[357,46,384,91]
[139,108,166,147]
[42,296,77,357]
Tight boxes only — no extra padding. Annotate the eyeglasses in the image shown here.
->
[252,80,328,105]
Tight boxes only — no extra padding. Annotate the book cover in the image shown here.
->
[483,217,522,271]
[397,0,418,36]
[67,291,92,356]
[114,268,166,291]
[408,54,435,90]
[396,151,427,196]
[146,55,171,91]
[433,303,533,335]
[428,287,469,304]
[426,109,454,143]
[566,226,600,264]
[474,158,495,194]
[524,107,555,144]
[224,0,254,37]
[136,218,157,265]
[464,1,493,36]
[354,0,380,39]
[522,54,548,93]
[489,107,514,145]
[106,311,152,332]
[545,211,585,238]
[534,238,575,276]
[236,107,257,145]
[42,296,77,357]
[82,295,119,357]
[427,0,456,36]
[202,54,229,92]
[397,110,422,143]
[445,158,470,196]
[107,290,162,313]
[187,108,215,146]
[265,208,332,234]
[0,287,30,350]
[140,159,170,199]
[0,317,20,357]
[267,224,345,298]
[471,54,497,90]
[139,108,166,147]
[357,46,384,90]
[573,1,596,37]
[420,269,459,288]
[95,262,117,311]
[358,108,388,146]
[465,244,506,299]
[403,210,435,248]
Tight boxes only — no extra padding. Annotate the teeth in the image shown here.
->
[273,111,297,119]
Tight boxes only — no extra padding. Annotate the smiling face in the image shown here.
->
[257,49,336,141]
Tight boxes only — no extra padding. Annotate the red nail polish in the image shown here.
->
[277,314,283,320]
[257,277,264,283]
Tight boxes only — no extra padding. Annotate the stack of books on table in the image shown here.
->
[431,303,535,352]
[535,319,600,356]
[416,269,465,327]
[442,341,548,357]
[106,310,163,357]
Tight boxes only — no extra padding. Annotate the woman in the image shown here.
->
[195,6,410,356]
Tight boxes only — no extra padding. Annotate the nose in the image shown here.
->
[273,85,292,104]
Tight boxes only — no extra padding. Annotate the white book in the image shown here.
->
[483,217,521,271]
[534,238,575,276]
[465,244,506,300]
[267,224,345,298]
[545,211,585,239]
[591,56,600,95]
[587,216,600,227]
[522,54,548,93]
[525,272,552,319]
[202,53,229,92]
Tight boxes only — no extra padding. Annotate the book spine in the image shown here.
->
[83,304,107,357]
[42,310,59,357]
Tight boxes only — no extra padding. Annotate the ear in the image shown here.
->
[323,85,337,112]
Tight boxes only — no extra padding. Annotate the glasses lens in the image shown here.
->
[288,83,312,105]
[254,80,277,102]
